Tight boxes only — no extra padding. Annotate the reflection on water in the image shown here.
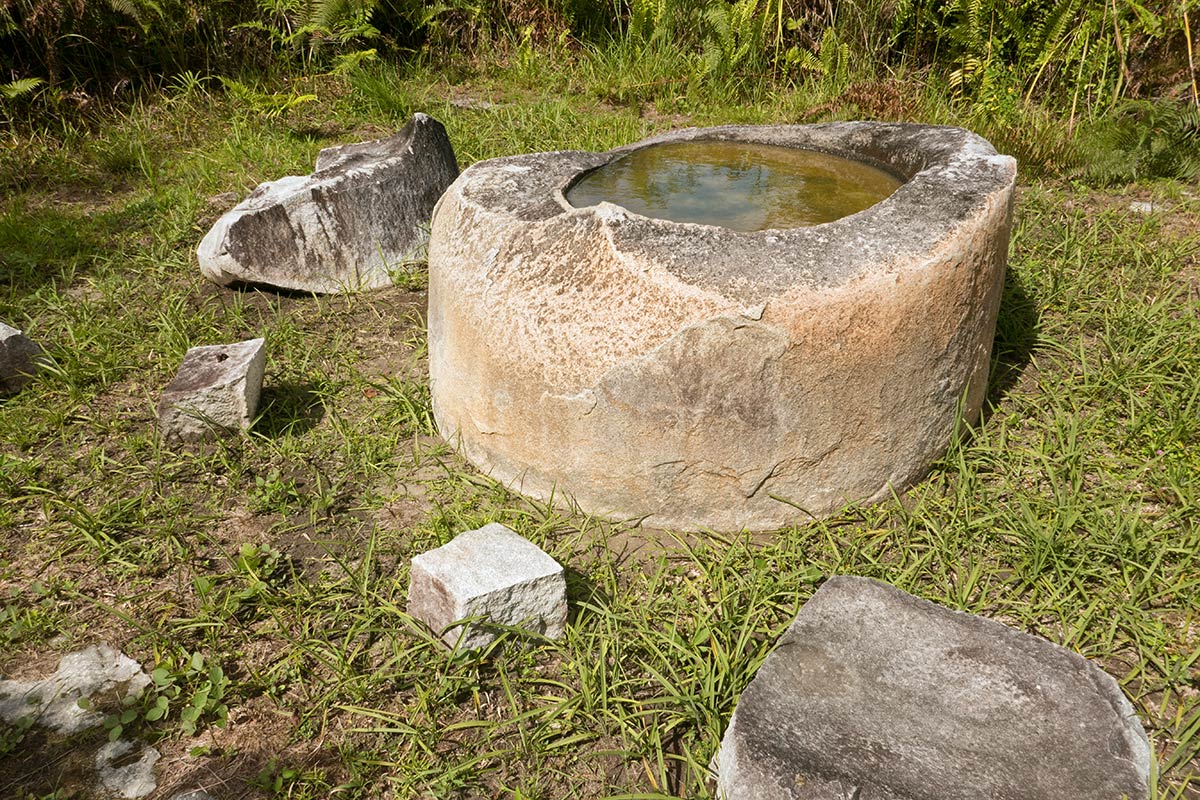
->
[566,141,902,231]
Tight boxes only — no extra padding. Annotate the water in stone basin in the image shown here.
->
[566,140,903,232]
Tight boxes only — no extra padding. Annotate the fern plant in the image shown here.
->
[1083,99,1200,184]
[700,0,769,80]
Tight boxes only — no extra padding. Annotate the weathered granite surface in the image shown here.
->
[1,321,44,394]
[157,338,265,442]
[408,523,567,650]
[198,113,458,293]
[0,643,151,734]
[96,740,160,799]
[428,122,1017,530]
[716,576,1151,800]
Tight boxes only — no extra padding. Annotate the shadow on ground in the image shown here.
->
[0,204,107,306]
[984,266,1040,415]
[253,382,326,439]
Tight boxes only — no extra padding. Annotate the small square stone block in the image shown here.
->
[0,321,45,394]
[408,523,567,650]
[157,338,266,442]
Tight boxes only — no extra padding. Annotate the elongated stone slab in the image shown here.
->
[198,113,458,293]
[408,523,567,650]
[716,576,1150,800]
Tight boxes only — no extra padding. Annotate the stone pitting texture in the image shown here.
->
[408,523,567,650]
[198,113,459,293]
[1,321,45,394]
[716,576,1151,800]
[157,338,265,442]
[428,123,1018,531]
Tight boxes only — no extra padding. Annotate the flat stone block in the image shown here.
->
[716,576,1150,800]
[198,113,459,293]
[408,523,567,650]
[1,321,45,394]
[158,338,266,442]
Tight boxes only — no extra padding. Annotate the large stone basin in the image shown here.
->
[428,123,1016,531]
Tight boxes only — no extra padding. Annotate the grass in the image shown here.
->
[1,49,1199,799]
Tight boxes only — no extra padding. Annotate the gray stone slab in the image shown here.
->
[1,321,44,394]
[157,338,265,443]
[0,643,151,734]
[198,113,459,293]
[408,523,567,650]
[716,576,1150,800]
[96,740,159,799]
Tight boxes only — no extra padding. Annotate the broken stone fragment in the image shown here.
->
[0,643,151,734]
[716,576,1151,800]
[0,321,45,394]
[197,113,459,293]
[96,740,160,799]
[157,338,266,443]
[408,523,567,650]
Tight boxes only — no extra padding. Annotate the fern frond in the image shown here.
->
[1,77,44,100]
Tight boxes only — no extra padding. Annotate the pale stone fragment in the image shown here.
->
[0,643,151,734]
[96,740,160,799]
[197,113,458,293]
[715,576,1151,800]
[0,321,44,394]
[408,523,567,650]
[157,338,265,442]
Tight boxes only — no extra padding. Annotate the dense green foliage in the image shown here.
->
[3,0,1199,181]
[3,0,1196,101]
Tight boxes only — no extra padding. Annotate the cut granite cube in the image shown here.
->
[408,523,567,650]
[157,338,266,442]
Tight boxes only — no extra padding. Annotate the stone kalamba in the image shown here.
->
[198,113,458,293]
[428,123,1017,531]
[716,576,1151,800]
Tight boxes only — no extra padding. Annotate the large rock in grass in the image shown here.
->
[1,321,45,394]
[198,113,458,293]
[716,576,1151,800]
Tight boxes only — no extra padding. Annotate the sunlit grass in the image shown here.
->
[1,54,1198,799]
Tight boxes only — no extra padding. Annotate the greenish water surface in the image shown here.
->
[566,140,902,231]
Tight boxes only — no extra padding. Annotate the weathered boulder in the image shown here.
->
[715,576,1151,800]
[1,321,44,394]
[428,123,1016,531]
[157,338,265,442]
[198,113,459,293]
[408,523,567,650]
